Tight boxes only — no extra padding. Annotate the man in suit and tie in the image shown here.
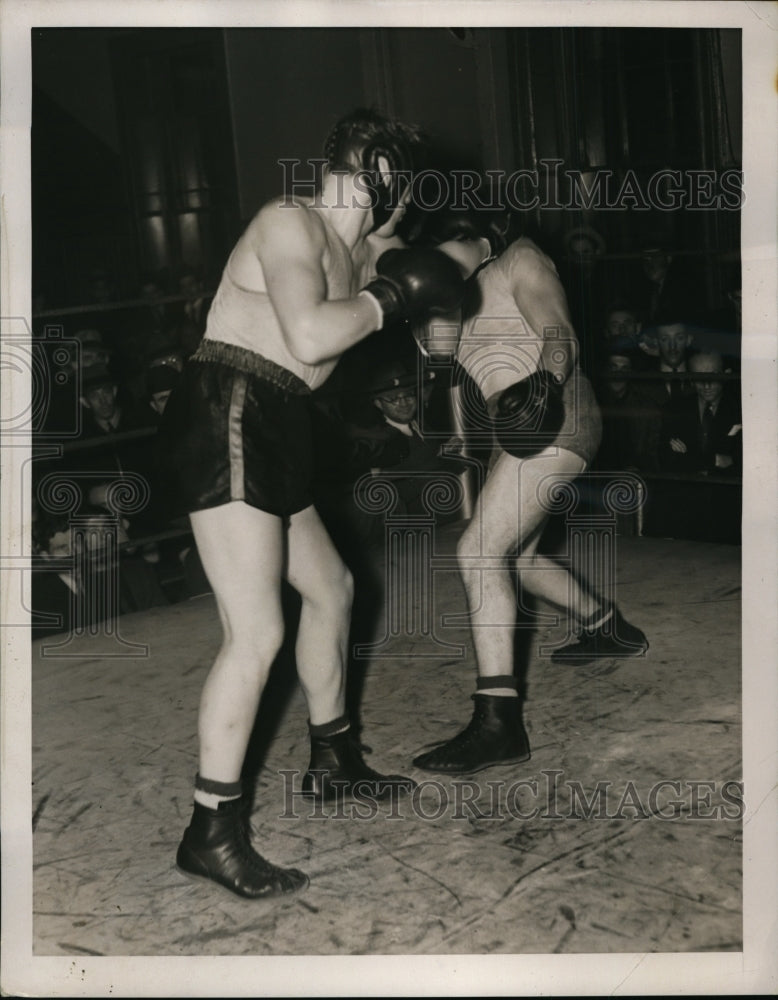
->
[653,351,742,543]
[642,319,697,406]
[662,351,742,475]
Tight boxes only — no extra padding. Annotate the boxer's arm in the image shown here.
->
[254,205,380,366]
[508,245,578,383]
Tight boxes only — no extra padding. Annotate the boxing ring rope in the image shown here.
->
[33,290,216,321]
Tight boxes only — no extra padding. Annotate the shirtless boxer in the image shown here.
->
[410,208,649,774]
[162,109,466,898]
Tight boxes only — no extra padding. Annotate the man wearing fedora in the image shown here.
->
[311,349,464,558]
[360,355,464,511]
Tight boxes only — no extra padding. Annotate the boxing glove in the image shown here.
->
[418,205,510,260]
[362,247,465,329]
[493,370,565,458]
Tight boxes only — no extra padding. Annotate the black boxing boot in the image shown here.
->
[176,797,309,899]
[413,684,531,775]
[550,603,649,665]
[302,715,416,802]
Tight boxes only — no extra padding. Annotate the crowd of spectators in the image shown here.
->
[585,243,742,545]
[31,264,213,639]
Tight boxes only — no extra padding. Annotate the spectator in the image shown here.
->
[146,359,182,423]
[78,363,151,439]
[660,351,742,477]
[137,351,192,600]
[600,299,657,366]
[73,327,113,371]
[71,365,158,537]
[594,351,661,473]
[313,355,465,554]
[31,506,169,641]
[31,510,77,641]
[636,245,705,325]
[363,358,464,501]
[38,327,112,436]
[640,319,697,407]
[557,225,608,376]
[646,351,742,544]
[168,268,212,357]
[138,271,170,335]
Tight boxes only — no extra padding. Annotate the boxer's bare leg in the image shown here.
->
[414,448,595,775]
[286,504,352,725]
[191,502,286,784]
[177,501,308,899]
[286,503,417,802]
[455,448,593,681]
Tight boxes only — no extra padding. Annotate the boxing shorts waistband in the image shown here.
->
[191,339,311,395]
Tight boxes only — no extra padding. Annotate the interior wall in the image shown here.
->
[223,28,367,221]
[32,26,742,312]
[223,27,501,220]
[377,28,484,166]
[32,28,122,153]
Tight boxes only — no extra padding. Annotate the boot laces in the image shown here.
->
[436,699,488,751]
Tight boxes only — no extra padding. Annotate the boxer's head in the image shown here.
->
[415,202,512,260]
[324,108,423,231]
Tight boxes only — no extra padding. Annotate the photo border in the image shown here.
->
[2,1,776,995]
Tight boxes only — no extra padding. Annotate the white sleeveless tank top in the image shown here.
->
[458,238,565,402]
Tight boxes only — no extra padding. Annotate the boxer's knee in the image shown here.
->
[300,559,353,620]
[456,523,481,567]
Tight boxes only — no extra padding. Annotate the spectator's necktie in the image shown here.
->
[701,403,714,460]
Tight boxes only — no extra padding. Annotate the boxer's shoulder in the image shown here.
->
[246,196,328,257]
[500,236,549,269]
[496,238,560,294]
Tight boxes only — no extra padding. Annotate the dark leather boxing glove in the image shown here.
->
[362,247,465,329]
[493,370,565,458]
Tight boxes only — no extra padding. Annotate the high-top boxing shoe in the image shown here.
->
[176,798,309,899]
[412,693,531,775]
[550,604,648,665]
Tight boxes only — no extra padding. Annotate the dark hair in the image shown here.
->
[34,509,72,552]
[604,298,640,318]
[323,108,427,232]
[324,107,424,172]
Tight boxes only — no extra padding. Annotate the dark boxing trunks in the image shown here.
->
[160,339,314,519]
